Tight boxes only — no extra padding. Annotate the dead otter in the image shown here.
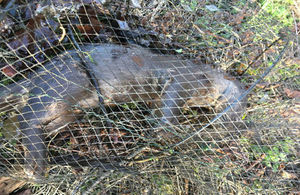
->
[0,44,246,179]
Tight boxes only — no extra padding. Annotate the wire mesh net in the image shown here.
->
[0,0,299,194]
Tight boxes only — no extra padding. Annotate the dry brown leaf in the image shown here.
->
[281,109,298,118]
[202,156,214,163]
[231,13,245,25]
[256,168,266,177]
[1,65,17,77]
[284,88,300,99]
[256,83,269,89]
[256,83,280,90]
[285,58,300,66]
[280,170,298,179]
[76,17,103,36]
[229,2,249,25]
[242,30,254,44]
[237,63,247,75]
[215,148,225,154]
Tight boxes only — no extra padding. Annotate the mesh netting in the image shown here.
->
[0,0,299,194]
